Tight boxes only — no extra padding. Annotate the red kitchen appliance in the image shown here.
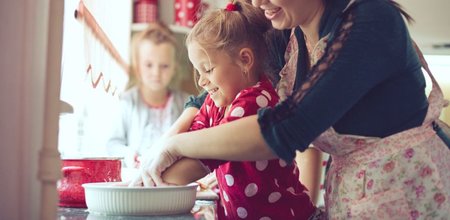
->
[134,0,158,23]
[57,157,122,208]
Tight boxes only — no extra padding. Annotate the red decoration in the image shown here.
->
[134,0,158,23]
[225,3,238,11]
[175,0,205,28]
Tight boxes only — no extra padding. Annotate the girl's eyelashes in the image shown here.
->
[204,67,214,73]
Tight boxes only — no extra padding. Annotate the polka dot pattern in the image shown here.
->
[237,207,248,218]
[223,190,229,202]
[194,121,205,126]
[286,187,295,194]
[192,78,313,219]
[261,90,272,101]
[175,0,198,28]
[244,183,258,197]
[230,107,245,117]
[225,174,235,186]
[268,192,282,203]
[256,95,268,108]
[279,159,287,167]
[255,160,268,171]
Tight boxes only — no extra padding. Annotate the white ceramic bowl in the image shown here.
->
[82,182,198,216]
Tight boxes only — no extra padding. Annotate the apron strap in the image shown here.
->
[412,40,445,98]
[412,40,450,126]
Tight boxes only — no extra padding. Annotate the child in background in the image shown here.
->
[106,22,189,168]
[132,1,316,219]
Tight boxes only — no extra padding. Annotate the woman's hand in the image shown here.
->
[128,138,182,187]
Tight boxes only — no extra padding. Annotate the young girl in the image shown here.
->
[133,1,316,219]
[106,22,189,168]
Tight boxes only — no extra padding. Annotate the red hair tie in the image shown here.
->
[225,2,238,11]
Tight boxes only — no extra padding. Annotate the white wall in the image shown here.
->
[0,0,54,219]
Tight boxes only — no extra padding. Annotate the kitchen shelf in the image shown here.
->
[131,23,191,34]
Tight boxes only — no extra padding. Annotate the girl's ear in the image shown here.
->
[238,47,254,71]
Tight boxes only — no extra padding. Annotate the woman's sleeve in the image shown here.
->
[184,91,207,109]
[258,1,412,162]
[189,99,209,131]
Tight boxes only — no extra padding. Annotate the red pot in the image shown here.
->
[57,157,122,208]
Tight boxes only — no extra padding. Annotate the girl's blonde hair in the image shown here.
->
[128,21,179,90]
[186,0,271,82]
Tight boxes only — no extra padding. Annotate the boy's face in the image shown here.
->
[188,42,248,108]
[137,40,176,92]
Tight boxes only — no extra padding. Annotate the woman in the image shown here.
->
[144,0,450,218]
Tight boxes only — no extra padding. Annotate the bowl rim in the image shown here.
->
[82,182,198,190]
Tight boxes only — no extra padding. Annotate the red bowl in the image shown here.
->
[57,157,122,208]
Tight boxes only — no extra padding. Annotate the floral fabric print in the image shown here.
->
[277,2,450,218]
[309,21,450,220]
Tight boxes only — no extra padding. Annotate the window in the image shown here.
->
[58,0,131,157]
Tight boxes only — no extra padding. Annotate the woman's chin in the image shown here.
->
[271,21,295,30]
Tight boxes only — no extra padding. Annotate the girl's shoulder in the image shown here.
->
[234,77,280,107]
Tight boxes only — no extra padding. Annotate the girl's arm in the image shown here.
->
[162,158,209,185]
[162,91,207,138]
[295,148,323,205]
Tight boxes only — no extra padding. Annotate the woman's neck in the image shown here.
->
[139,87,170,108]
[299,2,325,46]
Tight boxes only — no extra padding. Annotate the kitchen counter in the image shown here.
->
[57,200,217,220]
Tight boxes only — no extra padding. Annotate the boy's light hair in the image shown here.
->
[128,21,179,90]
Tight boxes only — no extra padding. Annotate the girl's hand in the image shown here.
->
[144,147,181,186]
[128,157,155,187]
[124,150,141,168]
[128,139,182,187]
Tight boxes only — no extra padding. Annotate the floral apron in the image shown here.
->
[313,62,450,219]
[278,7,450,220]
